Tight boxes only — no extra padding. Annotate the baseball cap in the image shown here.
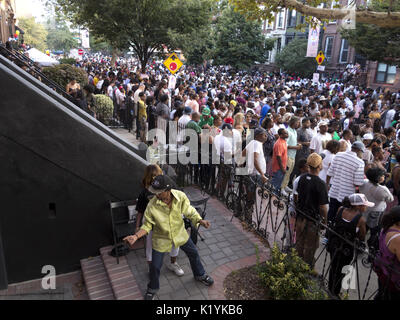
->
[224,117,234,125]
[148,175,176,195]
[318,121,329,127]
[352,141,366,153]
[202,107,211,116]
[362,133,374,140]
[307,153,323,168]
[348,194,375,207]
[184,106,192,115]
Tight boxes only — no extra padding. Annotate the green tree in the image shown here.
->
[18,17,48,51]
[211,6,268,70]
[275,38,316,78]
[47,0,213,72]
[46,23,79,53]
[229,0,400,29]
[341,0,400,66]
[169,26,214,66]
[90,36,112,54]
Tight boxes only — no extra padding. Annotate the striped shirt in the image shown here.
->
[327,151,365,202]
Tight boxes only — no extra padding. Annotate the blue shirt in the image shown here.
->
[259,104,271,125]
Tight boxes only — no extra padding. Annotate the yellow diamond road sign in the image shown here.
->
[163,53,183,74]
[316,51,325,65]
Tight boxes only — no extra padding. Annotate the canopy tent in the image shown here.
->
[26,48,60,67]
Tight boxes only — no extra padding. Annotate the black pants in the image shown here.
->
[328,249,353,296]
[328,198,342,225]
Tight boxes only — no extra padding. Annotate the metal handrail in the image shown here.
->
[0,44,75,103]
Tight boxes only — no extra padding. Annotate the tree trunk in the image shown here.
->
[111,47,118,68]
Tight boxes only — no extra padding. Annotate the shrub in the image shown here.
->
[58,58,77,65]
[42,64,88,89]
[92,94,113,125]
[257,244,328,300]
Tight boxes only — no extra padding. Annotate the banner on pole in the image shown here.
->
[306,23,320,57]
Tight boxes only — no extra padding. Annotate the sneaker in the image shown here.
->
[167,262,184,276]
[144,291,155,300]
[284,186,292,193]
[195,274,214,286]
[280,189,289,197]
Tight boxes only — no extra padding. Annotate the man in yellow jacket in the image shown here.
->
[124,175,214,300]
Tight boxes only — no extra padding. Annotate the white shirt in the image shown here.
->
[310,132,332,154]
[385,109,396,129]
[177,115,191,143]
[271,123,285,136]
[245,140,266,176]
[319,150,335,183]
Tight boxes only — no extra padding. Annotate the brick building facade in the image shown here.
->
[0,0,15,44]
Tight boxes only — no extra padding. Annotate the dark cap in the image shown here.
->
[148,175,176,195]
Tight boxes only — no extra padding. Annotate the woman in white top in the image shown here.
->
[359,167,394,250]
[319,140,340,183]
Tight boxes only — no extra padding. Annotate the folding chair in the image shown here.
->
[190,197,210,242]
[109,199,139,264]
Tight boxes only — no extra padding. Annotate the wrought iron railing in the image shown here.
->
[0,44,76,104]
[169,160,400,300]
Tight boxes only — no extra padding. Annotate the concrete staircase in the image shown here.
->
[80,244,143,300]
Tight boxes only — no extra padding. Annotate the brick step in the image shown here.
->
[80,256,115,300]
[100,246,143,300]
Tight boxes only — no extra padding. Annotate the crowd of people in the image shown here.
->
[2,44,400,300]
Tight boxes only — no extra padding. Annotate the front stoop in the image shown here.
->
[100,246,143,300]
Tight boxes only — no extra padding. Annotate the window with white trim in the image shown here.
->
[376,63,397,84]
[324,36,334,62]
[339,38,349,63]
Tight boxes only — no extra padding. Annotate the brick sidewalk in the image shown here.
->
[126,186,270,300]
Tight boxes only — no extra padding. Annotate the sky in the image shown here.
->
[15,0,47,22]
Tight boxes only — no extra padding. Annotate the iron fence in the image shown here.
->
[169,160,400,300]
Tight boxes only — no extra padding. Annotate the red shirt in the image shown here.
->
[272,138,288,173]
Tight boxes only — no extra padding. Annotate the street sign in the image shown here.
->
[316,51,325,65]
[317,65,325,71]
[312,73,320,83]
[163,53,183,74]
[78,49,84,55]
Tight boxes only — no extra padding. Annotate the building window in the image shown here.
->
[285,36,294,46]
[288,10,296,27]
[339,39,349,63]
[376,63,397,84]
[324,36,334,62]
[330,0,339,23]
[277,10,284,28]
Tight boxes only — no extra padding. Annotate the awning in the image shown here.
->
[15,25,25,35]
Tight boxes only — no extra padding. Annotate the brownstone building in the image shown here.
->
[321,0,400,90]
[0,0,16,44]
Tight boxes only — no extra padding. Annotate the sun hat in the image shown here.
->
[348,194,375,207]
